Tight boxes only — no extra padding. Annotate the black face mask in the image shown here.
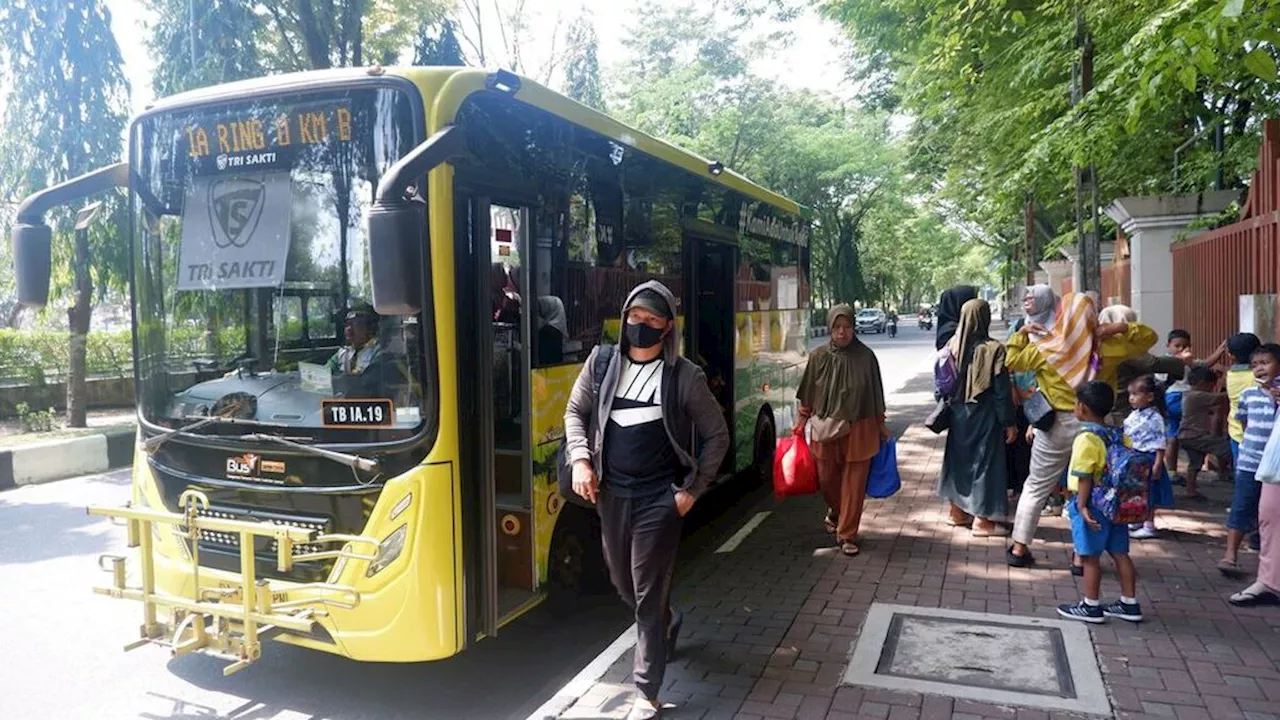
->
[625,321,665,349]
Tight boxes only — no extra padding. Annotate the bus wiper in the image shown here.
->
[144,414,229,452]
[145,412,288,452]
[239,433,380,475]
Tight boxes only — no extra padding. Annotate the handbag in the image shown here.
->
[924,398,951,434]
[867,436,901,498]
[1256,416,1280,484]
[773,428,819,498]
[1021,390,1056,431]
[808,416,851,443]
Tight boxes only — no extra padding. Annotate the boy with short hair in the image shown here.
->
[1225,333,1263,464]
[1058,381,1144,624]
[1178,365,1234,500]
[1162,329,1193,480]
[1219,343,1280,577]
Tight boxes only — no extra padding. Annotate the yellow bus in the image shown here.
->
[10,67,811,673]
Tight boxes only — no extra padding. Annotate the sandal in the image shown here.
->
[840,541,860,557]
[823,510,837,534]
[945,515,972,528]
[1228,588,1280,607]
[1217,559,1245,578]
[1184,492,1208,502]
[972,524,1010,537]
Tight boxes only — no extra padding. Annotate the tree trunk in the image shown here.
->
[67,226,93,428]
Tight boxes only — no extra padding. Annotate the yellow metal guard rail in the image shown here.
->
[88,489,378,675]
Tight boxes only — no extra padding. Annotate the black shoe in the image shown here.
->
[1057,601,1105,624]
[1071,563,1084,577]
[666,610,683,662]
[1006,547,1034,568]
[1102,600,1143,623]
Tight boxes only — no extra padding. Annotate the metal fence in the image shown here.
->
[1171,119,1280,345]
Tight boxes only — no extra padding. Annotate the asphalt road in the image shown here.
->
[0,328,935,720]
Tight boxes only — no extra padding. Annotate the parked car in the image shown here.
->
[856,308,888,334]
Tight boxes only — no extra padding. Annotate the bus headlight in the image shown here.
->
[366,525,408,577]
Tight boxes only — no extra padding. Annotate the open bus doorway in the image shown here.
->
[689,239,736,476]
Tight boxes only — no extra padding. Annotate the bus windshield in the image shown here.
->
[131,85,430,442]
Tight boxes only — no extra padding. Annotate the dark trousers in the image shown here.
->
[598,487,683,701]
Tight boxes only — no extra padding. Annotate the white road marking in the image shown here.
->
[715,510,771,554]
[522,623,638,720]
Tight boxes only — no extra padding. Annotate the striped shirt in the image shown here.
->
[1234,386,1278,473]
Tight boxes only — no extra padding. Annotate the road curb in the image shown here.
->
[0,426,136,490]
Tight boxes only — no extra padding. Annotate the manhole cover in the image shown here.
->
[843,604,1111,716]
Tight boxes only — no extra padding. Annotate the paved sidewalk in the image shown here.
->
[552,374,1280,720]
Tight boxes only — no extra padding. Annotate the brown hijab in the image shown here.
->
[948,299,1005,404]
[797,305,887,423]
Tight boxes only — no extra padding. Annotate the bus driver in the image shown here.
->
[327,304,390,397]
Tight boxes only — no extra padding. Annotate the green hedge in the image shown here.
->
[0,326,247,385]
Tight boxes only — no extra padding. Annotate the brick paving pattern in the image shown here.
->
[555,373,1280,720]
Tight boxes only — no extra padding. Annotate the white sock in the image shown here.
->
[1083,597,1100,606]
[1121,595,1137,604]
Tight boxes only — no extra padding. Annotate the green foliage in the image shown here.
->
[610,1,994,309]
[15,403,59,433]
[564,11,605,111]
[413,18,466,66]
[818,0,1280,258]
[145,0,264,95]
[149,0,452,91]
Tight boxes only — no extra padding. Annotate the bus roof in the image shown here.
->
[144,66,811,221]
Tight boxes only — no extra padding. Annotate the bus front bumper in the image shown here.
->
[88,488,379,676]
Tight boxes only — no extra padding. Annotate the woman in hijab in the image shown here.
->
[1005,285,1057,504]
[797,305,888,557]
[938,299,1016,535]
[936,286,979,351]
[1004,293,1157,567]
[536,296,569,365]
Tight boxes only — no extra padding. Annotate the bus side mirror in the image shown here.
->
[368,200,426,315]
[367,125,468,316]
[12,222,52,308]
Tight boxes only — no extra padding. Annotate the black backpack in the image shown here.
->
[555,345,615,508]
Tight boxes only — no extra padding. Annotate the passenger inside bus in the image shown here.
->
[326,304,396,398]
[536,296,568,365]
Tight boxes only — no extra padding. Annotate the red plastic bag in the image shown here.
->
[773,428,818,498]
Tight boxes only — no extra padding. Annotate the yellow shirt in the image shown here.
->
[1067,426,1131,493]
[1226,366,1254,443]
[1006,323,1158,412]
[1067,431,1107,494]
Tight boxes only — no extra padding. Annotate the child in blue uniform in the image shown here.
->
[1124,375,1176,539]
[1058,381,1144,624]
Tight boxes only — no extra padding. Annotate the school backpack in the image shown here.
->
[1083,424,1151,525]
[934,346,958,398]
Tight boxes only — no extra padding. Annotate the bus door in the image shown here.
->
[688,238,736,476]
[464,195,538,639]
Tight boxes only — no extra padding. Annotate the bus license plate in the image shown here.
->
[322,399,394,427]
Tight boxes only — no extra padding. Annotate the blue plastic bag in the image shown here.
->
[867,436,901,499]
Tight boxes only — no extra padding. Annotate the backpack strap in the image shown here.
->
[592,344,615,396]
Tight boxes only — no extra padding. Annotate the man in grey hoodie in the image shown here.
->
[565,280,730,719]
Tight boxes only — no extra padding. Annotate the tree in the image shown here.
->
[563,11,604,110]
[0,0,130,427]
[146,0,264,96]
[414,18,466,66]
[819,0,1280,257]
[150,0,451,88]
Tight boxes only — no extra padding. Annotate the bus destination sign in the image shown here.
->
[182,101,354,176]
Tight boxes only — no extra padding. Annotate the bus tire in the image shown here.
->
[753,409,776,487]
[547,504,609,613]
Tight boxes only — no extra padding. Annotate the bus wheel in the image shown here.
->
[547,505,609,613]
[753,411,776,487]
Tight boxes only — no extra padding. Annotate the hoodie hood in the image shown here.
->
[621,280,680,365]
